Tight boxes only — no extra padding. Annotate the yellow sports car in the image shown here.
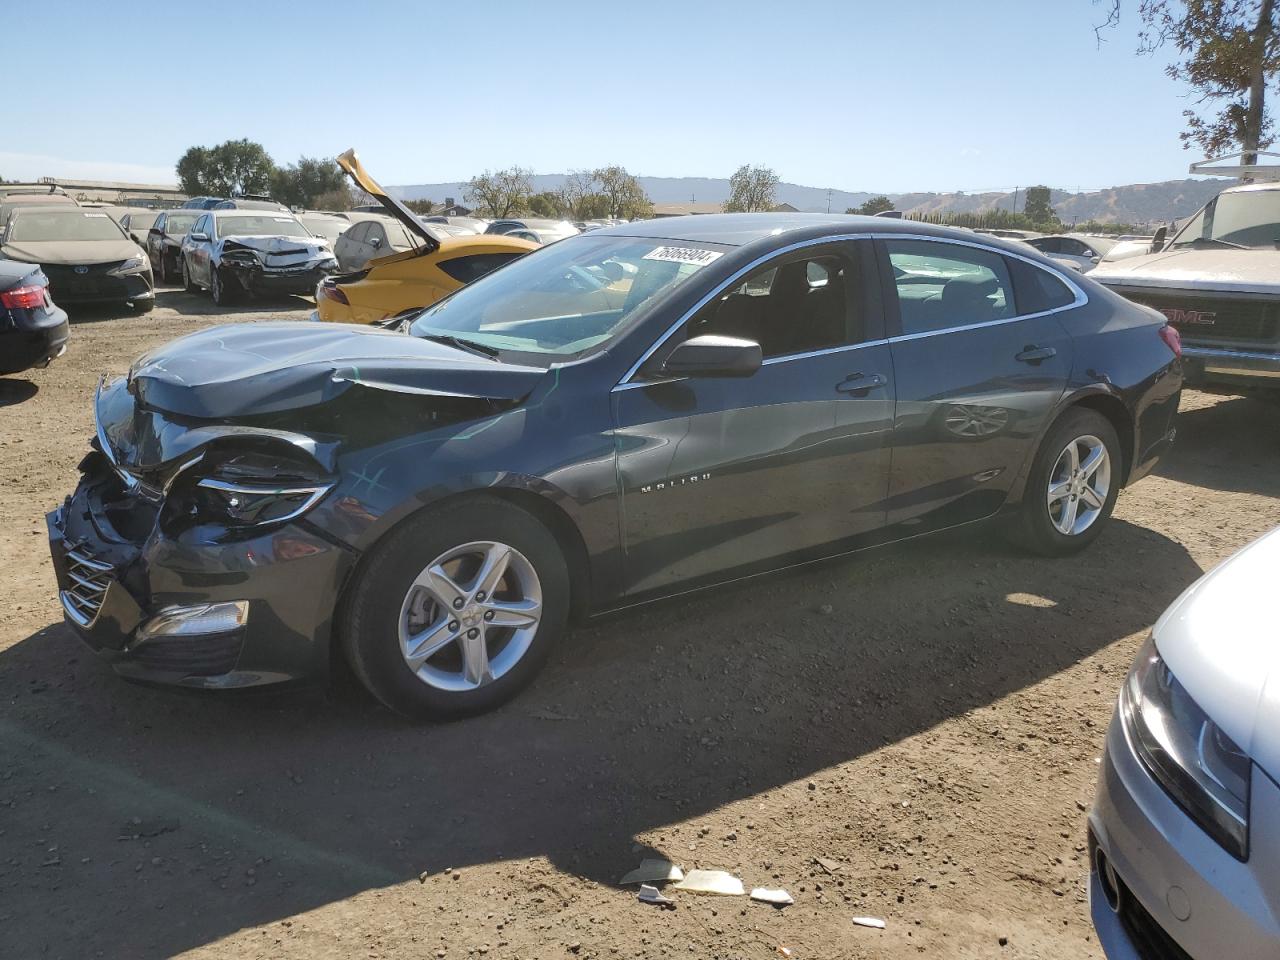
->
[315,149,537,325]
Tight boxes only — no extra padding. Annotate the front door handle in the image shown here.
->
[836,372,887,395]
[1015,345,1057,364]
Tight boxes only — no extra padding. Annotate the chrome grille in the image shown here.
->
[60,540,114,626]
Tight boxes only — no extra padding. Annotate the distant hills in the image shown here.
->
[391,175,1228,225]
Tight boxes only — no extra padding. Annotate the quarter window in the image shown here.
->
[684,248,862,358]
[884,239,1014,336]
[437,252,526,284]
[1007,258,1076,313]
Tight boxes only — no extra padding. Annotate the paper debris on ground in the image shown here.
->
[813,856,842,875]
[637,883,675,908]
[851,916,886,929]
[620,858,684,885]
[750,887,795,906]
[673,869,745,895]
[776,948,794,958]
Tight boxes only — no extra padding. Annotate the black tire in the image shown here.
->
[1011,407,1122,556]
[340,497,570,719]
[156,252,169,285]
[181,256,198,293]
[210,265,236,306]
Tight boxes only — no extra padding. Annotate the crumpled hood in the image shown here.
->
[1091,248,1280,295]
[1,238,142,266]
[126,321,548,419]
[1153,527,1280,781]
[219,234,331,262]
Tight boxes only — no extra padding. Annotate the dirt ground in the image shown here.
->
[2,286,1278,960]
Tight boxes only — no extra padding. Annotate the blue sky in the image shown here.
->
[6,0,1201,193]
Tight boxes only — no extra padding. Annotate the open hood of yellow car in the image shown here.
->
[336,148,439,255]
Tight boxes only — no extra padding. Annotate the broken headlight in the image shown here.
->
[1120,636,1252,860]
[168,451,334,531]
[220,249,261,267]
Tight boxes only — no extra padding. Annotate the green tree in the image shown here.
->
[724,164,779,212]
[403,198,437,215]
[850,195,894,216]
[592,165,653,219]
[1100,0,1280,160]
[1022,185,1057,224]
[465,167,533,218]
[527,191,566,218]
[270,156,346,209]
[312,187,354,211]
[176,139,275,197]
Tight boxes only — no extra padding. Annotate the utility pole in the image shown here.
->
[1012,187,1019,214]
[826,188,832,213]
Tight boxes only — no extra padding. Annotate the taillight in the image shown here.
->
[319,280,349,305]
[1158,323,1182,358]
[0,284,47,310]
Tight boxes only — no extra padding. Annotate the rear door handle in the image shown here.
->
[1015,345,1057,364]
[836,372,887,395]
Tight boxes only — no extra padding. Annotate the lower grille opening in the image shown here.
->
[1093,843,1194,960]
[128,632,244,677]
[61,541,114,625]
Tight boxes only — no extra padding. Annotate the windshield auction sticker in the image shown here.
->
[643,246,723,267]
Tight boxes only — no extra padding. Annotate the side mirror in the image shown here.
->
[1090,255,1100,265]
[1150,226,1168,253]
[370,237,382,249]
[660,335,762,378]
[190,232,209,242]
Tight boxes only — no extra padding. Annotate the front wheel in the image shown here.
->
[210,265,236,306]
[340,497,570,719]
[1011,407,1121,556]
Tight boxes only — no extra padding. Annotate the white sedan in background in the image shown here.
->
[1023,234,1117,272]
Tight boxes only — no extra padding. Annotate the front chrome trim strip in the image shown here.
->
[612,231,1087,390]
[1183,345,1280,362]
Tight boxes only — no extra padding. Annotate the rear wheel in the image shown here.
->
[341,497,570,719]
[1011,407,1121,556]
[156,252,169,285]
[181,256,198,294]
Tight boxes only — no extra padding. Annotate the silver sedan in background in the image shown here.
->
[1090,527,1280,959]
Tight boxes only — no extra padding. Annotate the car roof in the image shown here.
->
[209,209,299,217]
[596,212,1012,248]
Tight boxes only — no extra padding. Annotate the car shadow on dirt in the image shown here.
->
[0,517,1200,959]
[149,286,315,318]
[0,378,38,406]
[1156,393,1280,496]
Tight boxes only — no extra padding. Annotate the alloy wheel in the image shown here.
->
[397,540,542,692]
[1046,434,1111,536]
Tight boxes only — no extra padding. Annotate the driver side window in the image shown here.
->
[684,246,863,359]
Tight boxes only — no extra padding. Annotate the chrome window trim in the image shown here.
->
[613,232,1086,390]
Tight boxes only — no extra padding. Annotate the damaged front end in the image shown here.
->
[46,322,547,689]
[217,236,338,297]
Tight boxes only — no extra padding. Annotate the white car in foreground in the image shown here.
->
[1091,177,1280,395]
[1090,527,1280,959]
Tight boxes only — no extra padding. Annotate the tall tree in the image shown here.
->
[850,195,894,216]
[527,191,567,218]
[464,168,534,218]
[175,139,275,197]
[404,198,437,215]
[724,164,780,212]
[1100,0,1280,161]
[558,169,601,220]
[592,165,653,219]
[271,156,347,209]
[1022,185,1056,223]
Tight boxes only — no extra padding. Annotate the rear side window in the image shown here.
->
[883,239,1014,336]
[437,252,526,284]
[1007,258,1076,313]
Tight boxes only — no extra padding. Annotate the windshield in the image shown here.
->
[1170,189,1280,250]
[216,215,311,239]
[165,213,198,235]
[299,217,347,242]
[7,210,128,242]
[408,235,724,360]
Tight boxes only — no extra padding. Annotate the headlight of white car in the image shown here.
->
[109,255,149,275]
[1120,635,1251,860]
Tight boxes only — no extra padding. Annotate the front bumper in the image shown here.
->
[1088,711,1280,959]
[44,269,153,306]
[1181,344,1280,391]
[226,261,334,297]
[46,457,356,688]
[0,304,68,374]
